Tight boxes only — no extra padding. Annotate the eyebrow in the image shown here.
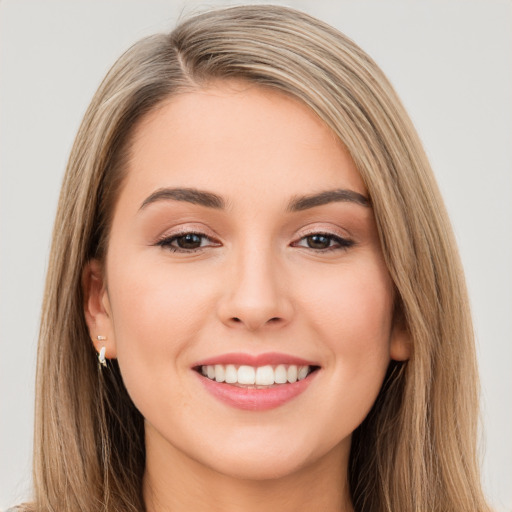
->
[287,189,370,211]
[139,186,370,212]
[140,187,225,210]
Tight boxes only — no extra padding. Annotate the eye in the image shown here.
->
[156,232,219,252]
[293,233,354,251]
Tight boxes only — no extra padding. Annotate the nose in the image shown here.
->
[217,244,293,331]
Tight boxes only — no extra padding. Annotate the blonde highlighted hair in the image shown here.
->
[30,5,489,512]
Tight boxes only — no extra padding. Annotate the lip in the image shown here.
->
[192,352,320,411]
[193,351,318,368]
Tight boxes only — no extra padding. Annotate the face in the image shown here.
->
[84,81,409,482]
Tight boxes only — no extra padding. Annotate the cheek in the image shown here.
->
[109,257,216,342]
[302,258,394,347]
[105,258,218,405]
[299,259,394,406]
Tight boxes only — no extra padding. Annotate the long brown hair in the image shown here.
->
[30,5,489,512]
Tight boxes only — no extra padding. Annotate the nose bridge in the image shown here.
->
[218,236,291,330]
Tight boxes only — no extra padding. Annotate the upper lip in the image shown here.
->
[193,352,319,368]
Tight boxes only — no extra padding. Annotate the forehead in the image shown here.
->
[122,81,367,208]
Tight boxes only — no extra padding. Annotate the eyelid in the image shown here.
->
[154,232,222,255]
[151,223,223,254]
[291,226,355,251]
[151,223,354,252]
[293,223,352,240]
[293,234,353,248]
[155,231,218,245]
[152,223,220,244]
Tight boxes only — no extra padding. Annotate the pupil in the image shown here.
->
[307,235,330,249]
[178,234,202,249]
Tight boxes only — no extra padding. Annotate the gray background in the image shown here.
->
[1,0,511,510]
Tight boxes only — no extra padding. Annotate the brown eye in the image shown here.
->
[306,234,331,249]
[293,232,354,252]
[175,233,203,249]
[156,232,218,252]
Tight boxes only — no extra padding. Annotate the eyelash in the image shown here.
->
[155,231,354,253]
[292,232,355,252]
[155,231,219,253]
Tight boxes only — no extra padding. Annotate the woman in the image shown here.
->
[18,5,490,512]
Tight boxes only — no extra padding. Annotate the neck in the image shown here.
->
[143,426,354,512]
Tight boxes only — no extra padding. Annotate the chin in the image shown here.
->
[190,429,348,482]
[202,450,315,481]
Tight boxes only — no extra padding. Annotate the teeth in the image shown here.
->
[275,364,288,384]
[297,366,309,380]
[214,364,225,383]
[225,364,237,384]
[238,365,255,385]
[200,364,315,386]
[255,365,274,385]
[287,365,298,383]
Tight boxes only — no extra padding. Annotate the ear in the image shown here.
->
[390,323,411,361]
[82,259,117,360]
[389,307,411,361]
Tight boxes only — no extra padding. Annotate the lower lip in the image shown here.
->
[195,371,318,411]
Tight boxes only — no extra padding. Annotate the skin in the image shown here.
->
[84,81,410,512]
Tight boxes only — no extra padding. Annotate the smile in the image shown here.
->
[193,353,320,411]
[199,364,316,387]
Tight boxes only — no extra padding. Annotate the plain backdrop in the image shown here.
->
[1,0,511,510]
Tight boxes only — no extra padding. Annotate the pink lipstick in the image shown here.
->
[192,352,320,411]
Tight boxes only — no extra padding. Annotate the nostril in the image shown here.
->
[229,316,282,327]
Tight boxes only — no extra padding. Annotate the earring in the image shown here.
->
[98,346,107,367]
[97,335,107,367]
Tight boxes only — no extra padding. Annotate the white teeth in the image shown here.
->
[255,365,274,385]
[238,365,256,384]
[287,365,298,383]
[298,366,309,381]
[225,364,237,383]
[200,363,315,386]
[274,364,288,384]
[214,364,225,382]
